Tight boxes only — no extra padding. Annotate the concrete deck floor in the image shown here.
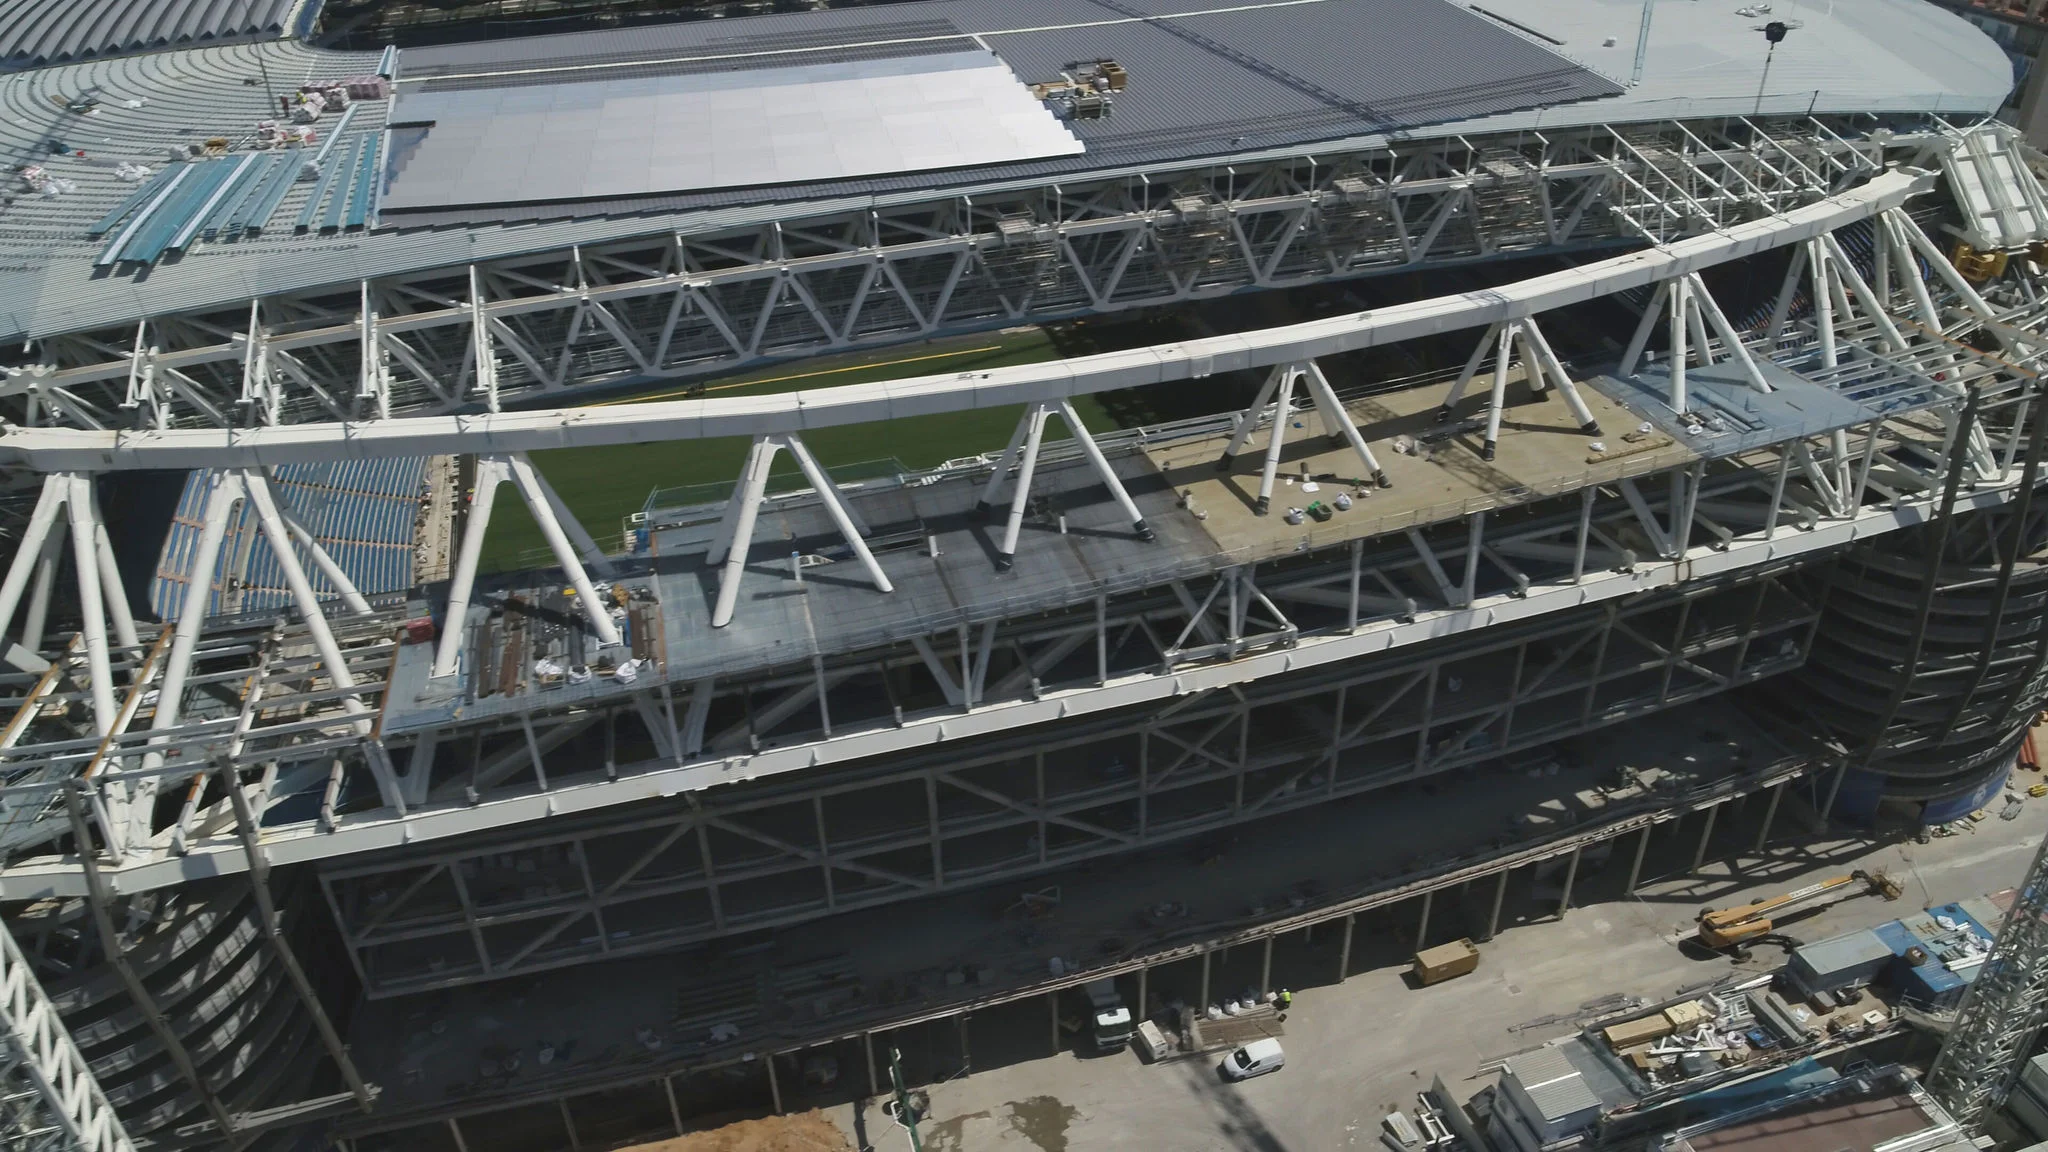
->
[826,769,2048,1152]
[1148,372,1691,562]
[352,696,1789,1117]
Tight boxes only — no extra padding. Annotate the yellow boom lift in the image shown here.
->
[1695,869,1902,950]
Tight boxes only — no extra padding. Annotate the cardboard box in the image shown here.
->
[1663,1001,1711,1030]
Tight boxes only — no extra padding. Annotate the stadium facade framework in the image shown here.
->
[6,0,2048,1147]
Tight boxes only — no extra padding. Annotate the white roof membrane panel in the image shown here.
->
[379,49,1084,210]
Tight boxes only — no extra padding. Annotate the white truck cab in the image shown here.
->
[1083,978,1134,1051]
[1220,1037,1286,1081]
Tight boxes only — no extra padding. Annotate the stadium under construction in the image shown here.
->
[6,0,2048,1148]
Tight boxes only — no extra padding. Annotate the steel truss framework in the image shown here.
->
[324,567,1820,997]
[0,916,132,1152]
[0,115,1980,431]
[0,146,2044,908]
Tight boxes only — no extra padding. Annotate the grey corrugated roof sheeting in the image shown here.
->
[378,0,1622,221]
[0,0,305,68]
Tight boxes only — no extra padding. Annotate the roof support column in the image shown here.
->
[506,454,621,647]
[0,475,70,646]
[266,475,373,615]
[780,432,894,593]
[712,435,781,625]
[433,455,509,677]
[1055,399,1154,540]
[1300,359,1391,487]
[1517,318,1602,433]
[1216,365,1286,469]
[996,403,1052,568]
[1436,321,1503,421]
[1254,366,1298,513]
[1482,322,1515,461]
[64,476,117,738]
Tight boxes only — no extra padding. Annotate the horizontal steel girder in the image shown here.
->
[1,118,1931,434]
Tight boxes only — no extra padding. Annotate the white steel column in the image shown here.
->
[1254,366,1298,513]
[505,454,622,648]
[150,472,243,735]
[271,503,373,616]
[0,477,69,645]
[712,436,782,625]
[63,477,116,737]
[975,411,1036,516]
[0,915,136,1152]
[1436,321,1502,421]
[1668,275,1691,414]
[86,503,137,655]
[781,433,895,593]
[432,456,510,677]
[1684,272,1772,393]
[1215,365,1286,469]
[1300,360,1392,487]
[1481,323,1514,461]
[522,453,616,578]
[1620,283,1671,378]
[996,403,1052,568]
[19,530,63,652]
[242,471,370,730]
[1517,317,1602,433]
[1055,400,1155,540]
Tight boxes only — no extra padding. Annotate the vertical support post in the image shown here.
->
[65,476,117,736]
[1216,365,1285,470]
[1461,512,1484,607]
[1481,323,1514,461]
[782,433,896,592]
[1416,890,1434,950]
[864,1035,879,1099]
[1199,947,1212,1006]
[1438,322,1502,418]
[1573,487,1593,584]
[1050,993,1061,1054]
[996,404,1051,569]
[1558,846,1582,918]
[766,1053,783,1115]
[1627,824,1652,893]
[1620,283,1670,378]
[1347,539,1363,630]
[1259,934,1274,996]
[1136,965,1148,1021]
[1668,277,1690,414]
[0,476,68,662]
[1763,452,1792,539]
[19,529,63,651]
[1056,400,1155,539]
[1484,868,1510,941]
[1691,803,1720,872]
[1821,760,1849,823]
[1254,369,1298,514]
[1302,360,1391,487]
[434,455,508,676]
[713,437,781,626]
[1338,912,1355,982]
[506,454,622,646]
[664,1076,684,1134]
[1755,780,1786,852]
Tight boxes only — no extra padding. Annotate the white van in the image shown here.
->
[1220,1038,1285,1081]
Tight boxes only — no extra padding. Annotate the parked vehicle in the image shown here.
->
[1220,1037,1286,1081]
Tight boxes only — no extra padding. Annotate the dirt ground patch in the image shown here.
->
[616,1111,852,1152]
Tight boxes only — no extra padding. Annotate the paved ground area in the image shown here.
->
[826,766,2048,1152]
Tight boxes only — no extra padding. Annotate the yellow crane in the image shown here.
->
[1694,869,1901,950]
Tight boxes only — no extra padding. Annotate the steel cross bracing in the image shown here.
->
[319,567,1820,997]
[0,116,1969,432]
[0,159,2045,896]
[1928,827,2048,1130]
[0,915,133,1152]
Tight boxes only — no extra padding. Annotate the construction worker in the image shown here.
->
[1276,988,1293,1013]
